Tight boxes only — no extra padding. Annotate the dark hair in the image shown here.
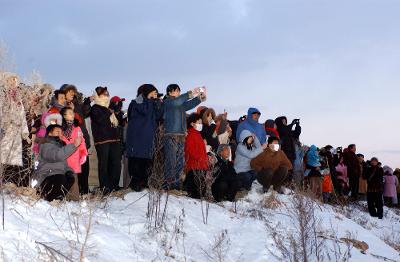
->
[187,113,201,129]
[54,89,66,100]
[243,136,255,150]
[166,84,181,95]
[348,144,356,150]
[268,136,280,144]
[61,84,78,94]
[95,86,108,96]
[356,153,364,158]
[139,84,157,98]
[46,124,62,136]
[60,107,79,128]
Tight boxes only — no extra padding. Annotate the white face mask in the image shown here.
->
[272,144,280,152]
[195,123,203,132]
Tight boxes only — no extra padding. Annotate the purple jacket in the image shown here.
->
[383,175,399,197]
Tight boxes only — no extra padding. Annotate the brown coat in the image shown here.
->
[250,148,293,173]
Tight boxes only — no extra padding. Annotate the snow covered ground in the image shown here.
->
[0,183,399,262]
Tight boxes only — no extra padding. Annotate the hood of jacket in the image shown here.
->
[239,129,253,143]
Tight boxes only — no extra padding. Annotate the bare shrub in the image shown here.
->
[147,126,169,231]
[201,230,231,262]
[266,193,328,262]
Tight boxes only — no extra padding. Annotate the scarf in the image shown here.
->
[93,92,119,127]
[64,120,74,140]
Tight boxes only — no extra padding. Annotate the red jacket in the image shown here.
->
[185,128,208,172]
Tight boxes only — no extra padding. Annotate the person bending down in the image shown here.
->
[250,136,293,193]
[32,124,81,201]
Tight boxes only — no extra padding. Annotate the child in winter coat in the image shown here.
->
[234,130,266,190]
[184,113,209,199]
[322,169,334,203]
[33,112,63,157]
[305,145,322,198]
[335,156,349,196]
[60,107,88,200]
[383,166,399,205]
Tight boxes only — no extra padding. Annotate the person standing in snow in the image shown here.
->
[200,107,219,153]
[364,157,384,219]
[343,144,362,200]
[234,130,267,190]
[335,155,349,196]
[236,108,267,146]
[383,166,398,206]
[60,107,88,200]
[264,119,280,139]
[90,86,122,194]
[357,153,368,200]
[274,116,301,165]
[60,84,92,194]
[212,144,241,202]
[184,113,209,198]
[48,89,66,113]
[250,136,293,193]
[305,145,323,198]
[125,84,163,192]
[163,84,206,190]
[33,124,79,201]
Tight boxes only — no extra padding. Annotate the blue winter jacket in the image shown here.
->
[234,130,264,174]
[163,92,202,135]
[126,95,163,159]
[306,145,321,168]
[235,108,267,145]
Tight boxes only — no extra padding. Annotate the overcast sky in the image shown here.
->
[1,0,399,167]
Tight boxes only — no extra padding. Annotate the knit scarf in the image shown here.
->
[64,120,74,140]
[93,92,119,127]
[94,94,110,108]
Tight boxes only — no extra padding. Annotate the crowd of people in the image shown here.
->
[0,72,399,220]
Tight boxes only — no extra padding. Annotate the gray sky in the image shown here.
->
[1,0,399,167]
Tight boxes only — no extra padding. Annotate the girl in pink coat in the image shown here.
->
[60,107,88,199]
[383,166,399,205]
[335,156,349,196]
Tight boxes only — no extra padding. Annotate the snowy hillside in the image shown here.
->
[0,183,399,262]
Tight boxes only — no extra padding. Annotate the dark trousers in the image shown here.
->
[128,157,152,189]
[367,191,383,218]
[237,170,257,190]
[78,156,90,194]
[95,142,122,193]
[212,175,241,202]
[185,170,206,199]
[256,166,289,192]
[349,174,359,199]
[40,173,75,202]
